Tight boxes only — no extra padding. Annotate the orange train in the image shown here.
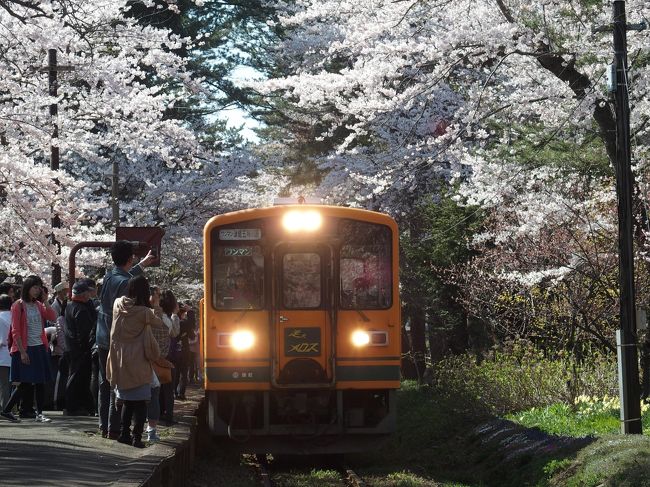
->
[202,202,401,453]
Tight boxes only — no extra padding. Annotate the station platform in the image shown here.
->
[0,385,205,487]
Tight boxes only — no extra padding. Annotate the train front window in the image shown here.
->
[213,245,264,310]
[339,220,392,309]
[282,253,322,309]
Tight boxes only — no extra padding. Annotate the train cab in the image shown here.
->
[202,202,401,453]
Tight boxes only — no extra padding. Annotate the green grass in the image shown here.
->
[364,471,450,487]
[507,403,618,437]
[271,468,341,487]
[556,436,650,487]
[158,426,176,439]
[349,382,622,487]
[508,399,650,438]
[501,398,650,486]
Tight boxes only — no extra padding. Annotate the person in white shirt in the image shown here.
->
[0,294,11,410]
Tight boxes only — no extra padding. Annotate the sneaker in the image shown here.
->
[133,438,146,449]
[34,414,52,423]
[147,429,160,442]
[0,411,21,423]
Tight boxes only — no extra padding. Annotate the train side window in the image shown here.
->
[282,253,321,309]
[213,245,264,310]
[339,221,392,309]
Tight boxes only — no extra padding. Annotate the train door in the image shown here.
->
[273,243,332,386]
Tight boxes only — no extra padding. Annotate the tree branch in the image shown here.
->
[494,0,515,24]
[0,0,47,22]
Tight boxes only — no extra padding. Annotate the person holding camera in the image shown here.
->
[0,275,57,423]
[96,241,156,438]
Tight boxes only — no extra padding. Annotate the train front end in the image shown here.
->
[202,204,401,454]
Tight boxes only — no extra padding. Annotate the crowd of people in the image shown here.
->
[0,241,202,448]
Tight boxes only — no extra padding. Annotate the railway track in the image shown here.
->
[251,454,368,487]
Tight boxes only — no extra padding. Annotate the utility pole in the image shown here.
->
[40,49,74,287]
[610,0,646,434]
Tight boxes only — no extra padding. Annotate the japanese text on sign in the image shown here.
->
[224,247,253,257]
[219,228,261,241]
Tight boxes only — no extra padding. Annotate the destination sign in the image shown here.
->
[219,228,261,241]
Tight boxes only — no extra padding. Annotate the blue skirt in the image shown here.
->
[10,345,53,384]
[115,383,151,401]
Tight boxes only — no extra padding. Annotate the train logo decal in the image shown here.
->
[288,329,307,339]
[285,327,321,356]
[288,342,319,353]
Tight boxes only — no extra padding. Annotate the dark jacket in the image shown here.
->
[85,299,98,348]
[179,313,196,354]
[95,264,144,350]
[65,298,96,354]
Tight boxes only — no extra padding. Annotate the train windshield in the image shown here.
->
[212,243,264,310]
[339,220,392,309]
[282,252,322,309]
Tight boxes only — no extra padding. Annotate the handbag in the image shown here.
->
[152,357,174,384]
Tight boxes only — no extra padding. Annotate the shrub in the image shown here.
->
[429,340,617,415]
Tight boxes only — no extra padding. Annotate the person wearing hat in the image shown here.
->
[63,281,96,415]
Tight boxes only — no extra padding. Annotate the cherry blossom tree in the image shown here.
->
[0,0,272,281]
[256,0,650,357]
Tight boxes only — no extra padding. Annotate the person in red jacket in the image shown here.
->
[0,275,57,423]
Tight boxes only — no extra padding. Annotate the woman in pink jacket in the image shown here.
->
[0,275,57,423]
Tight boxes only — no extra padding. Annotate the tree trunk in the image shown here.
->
[400,318,417,380]
[409,303,427,382]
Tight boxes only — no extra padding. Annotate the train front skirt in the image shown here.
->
[206,388,397,454]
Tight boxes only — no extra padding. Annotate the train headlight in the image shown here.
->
[282,210,322,232]
[351,330,371,347]
[351,330,388,347]
[218,332,251,349]
[228,331,255,351]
